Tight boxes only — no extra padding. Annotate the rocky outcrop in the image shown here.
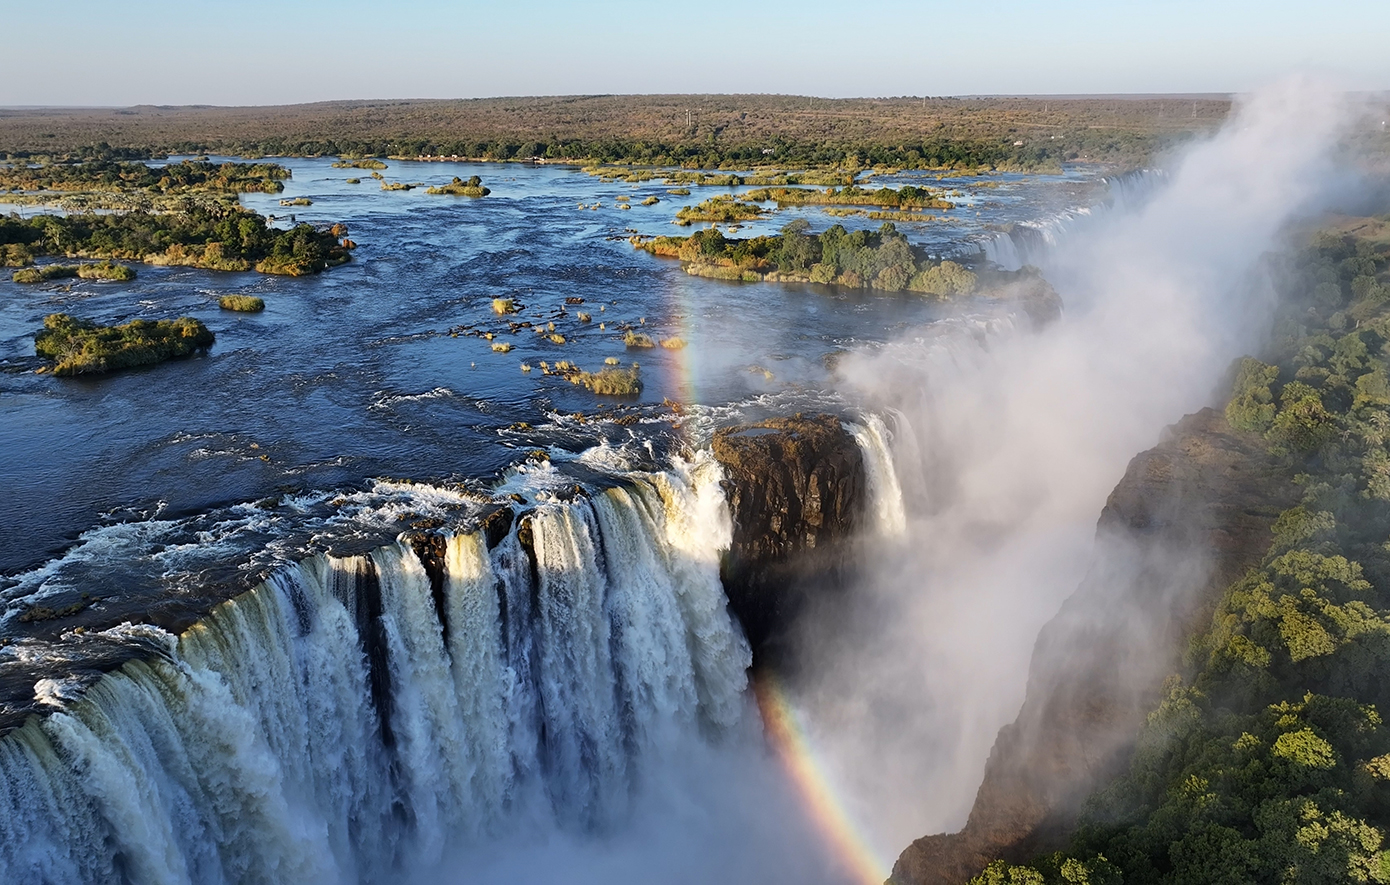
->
[712,413,867,657]
[891,408,1300,885]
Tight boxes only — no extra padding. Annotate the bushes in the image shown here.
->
[10,261,135,283]
[34,313,214,376]
[574,366,641,396]
[623,331,655,348]
[425,175,490,196]
[633,220,978,296]
[0,159,290,195]
[13,264,77,283]
[674,195,767,225]
[218,295,264,312]
[971,220,1390,885]
[0,206,350,275]
[907,259,977,296]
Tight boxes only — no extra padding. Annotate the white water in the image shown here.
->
[0,456,762,884]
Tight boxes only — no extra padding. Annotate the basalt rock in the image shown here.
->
[891,408,1299,885]
[712,413,866,659]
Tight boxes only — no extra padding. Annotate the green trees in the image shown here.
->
[635,220,976,296]
[425,175,490,196]
[970,221,1390,885]
[34,313,215,375]
[0,207,350,275]
[0,159,289,195]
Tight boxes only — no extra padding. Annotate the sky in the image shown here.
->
[2,0,1388,106]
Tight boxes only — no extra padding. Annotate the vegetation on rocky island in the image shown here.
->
[218,295,265,312]
[741,184,953,210]
[12,261,136,283]
[0,207,352,275]
[574,366,642,396]
[425,175,490,196]
[278,197,312,206]
[635,220,978,295]
[34,313,215,376]
[0,159,289,196]
[331,158,387,169]
[973,219,1390,885]
[674,195,767,225]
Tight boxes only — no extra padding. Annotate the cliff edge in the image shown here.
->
[891,407,1299,884]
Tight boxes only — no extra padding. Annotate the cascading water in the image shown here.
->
[0,454,756,885]
[978,169,1168,271]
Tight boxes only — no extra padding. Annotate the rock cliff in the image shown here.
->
[711,413,867,658]
[891,408,1300,884]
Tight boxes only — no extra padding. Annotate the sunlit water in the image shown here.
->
[0,157,1101,883]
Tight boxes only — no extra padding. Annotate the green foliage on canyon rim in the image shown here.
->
[977,220,1390,885]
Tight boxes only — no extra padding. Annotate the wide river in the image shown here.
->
[0,156,1096,627]
[0,156,1113,883]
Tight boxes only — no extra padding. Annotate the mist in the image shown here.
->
[795,76,1364,864]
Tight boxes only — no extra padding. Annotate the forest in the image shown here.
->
[0,95,1235,171]
[973,222,1390,884]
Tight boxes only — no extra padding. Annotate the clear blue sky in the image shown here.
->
[4,0,1387,106]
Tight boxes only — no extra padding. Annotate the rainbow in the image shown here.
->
[754,672,891,885]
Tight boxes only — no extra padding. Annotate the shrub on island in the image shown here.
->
[574,366,641,396]
[674,195,767,226]
[34,313,215,376]
[218,295,265,312]
[426,175,490,197]
[623,330,655,348]
[331,158,388,170]
[13,265,78,283]
[12,261,136,283]
[633,221,978,296]
[0,206,351,276]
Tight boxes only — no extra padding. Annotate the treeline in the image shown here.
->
[974,225,1390,884]
[0,96,1229,171]
[636,220,978,294]
[0,206,350,275]
[146,135,1070,172]
[0,159,290,194]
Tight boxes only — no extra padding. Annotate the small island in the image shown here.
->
[331,158,388,170]
[218,295,265,312]
[34,313,215,376]
[12,261,136,283]
[674,195,767,226]
[635,220,979,293]
[0,158,290,197]
[741,184,954,210]
[1,208,353,276]
[426,175,490,196]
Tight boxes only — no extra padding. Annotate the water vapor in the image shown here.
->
[798,76,1363,862]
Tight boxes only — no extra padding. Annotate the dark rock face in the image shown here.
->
[711,413,866,657]
[891,408,1300,885]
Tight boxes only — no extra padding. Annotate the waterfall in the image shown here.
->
[845,415,907,538]
[0,455,751,884]
[979,169,1167,271]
